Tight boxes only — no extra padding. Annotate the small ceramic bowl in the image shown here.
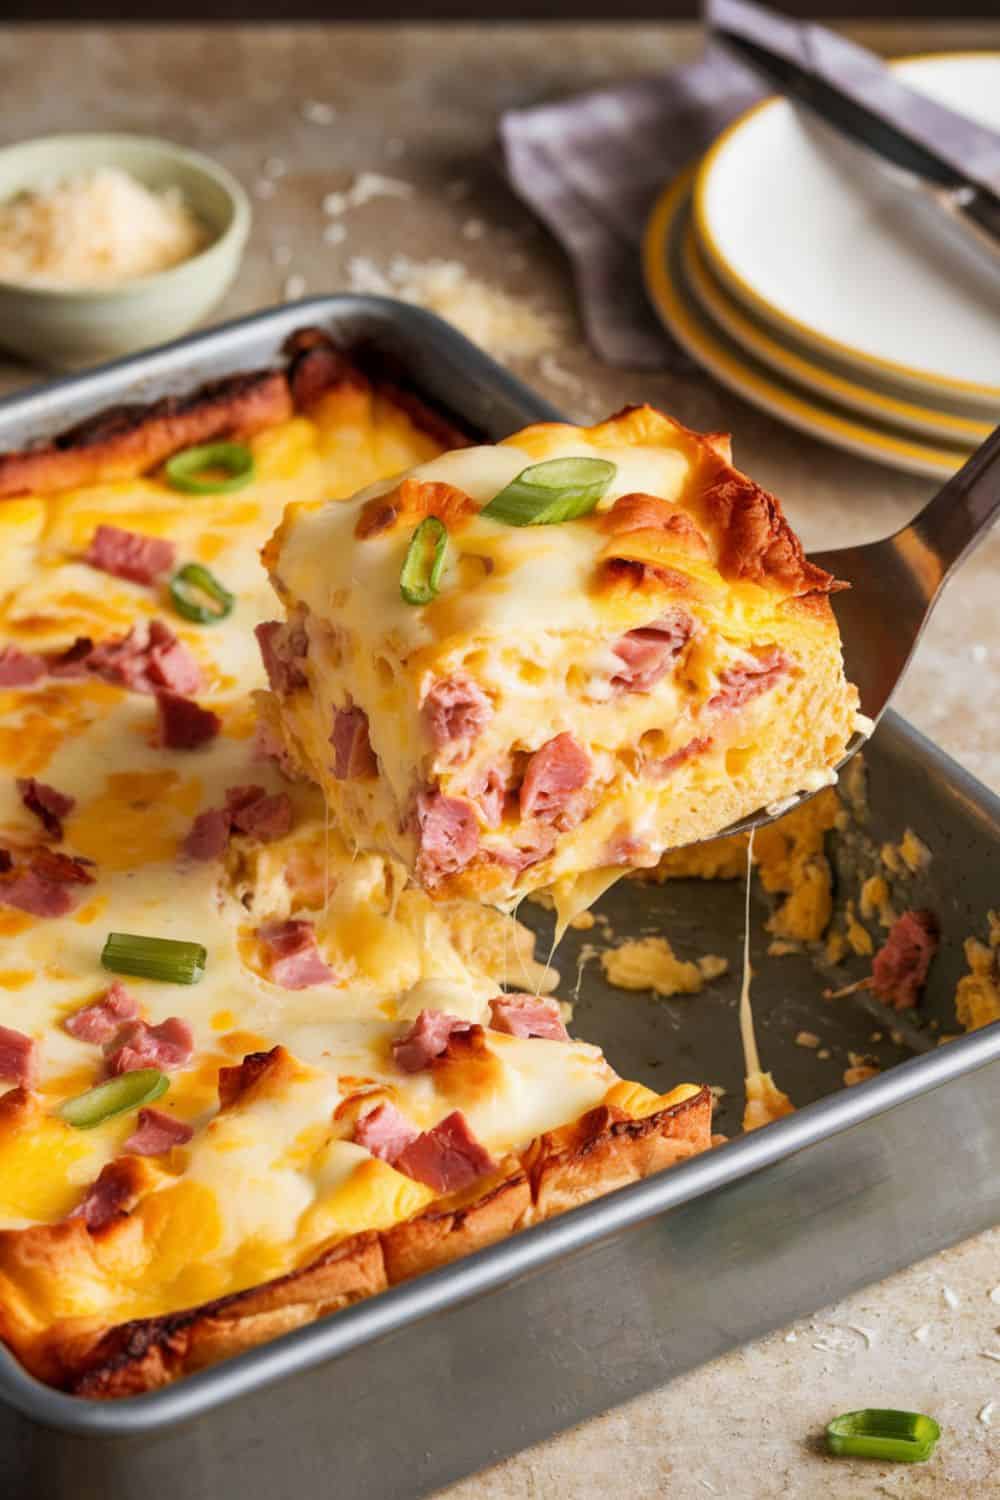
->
[0,133,251,369]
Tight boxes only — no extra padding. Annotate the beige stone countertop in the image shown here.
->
[0,23,997,1497]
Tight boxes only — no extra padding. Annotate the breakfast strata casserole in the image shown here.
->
[0,330,714,1398]
[261,406,858,917]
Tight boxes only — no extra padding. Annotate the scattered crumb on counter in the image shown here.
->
[600,935,727,998]
[283,272,306,301]
[978,1401,995,1426]
[912,1324,931,1342]
[942,1284,961,1310]
[989,1285,1000,1304]
[323,172,413,216]
[302,99,337,124]
[346,254,560,360]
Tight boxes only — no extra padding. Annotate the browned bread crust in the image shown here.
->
[19,1087,711,1398]
[0,327,472,500]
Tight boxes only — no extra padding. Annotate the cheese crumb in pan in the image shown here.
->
[600,936,727,998]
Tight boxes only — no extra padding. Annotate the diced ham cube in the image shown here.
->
[83,525,176,585]
[104,1016,194,1075]
[86,620,203,696]
[353,1101,419,1163]
[256,919,335,989]
[413,790,479,886]
[394,1110,496,1194]
[421,675,492,759]
[871,909,940,1010]
[16,777,74,841]
[255,620,308,694]
[330,703,378,779]
[643,734,713,780]
[226,785,292,841]
[709,649,789,711]
[468,764,508,828]
[488,994,568,1041]
[392,1009,474,1073]
[519,733,591,823]
[155,691,221,750]
[64,981,139,1044]
[123,1108,193,1156]
[0,1025,36,1086]
[0,868,76,918]
[75,1162,135,1231]
[0,645,46,686]
[182,806,231,861]
[610,609,694,694]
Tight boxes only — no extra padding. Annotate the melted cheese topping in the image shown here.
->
[0,392,680,1338]
[268,412,857,907]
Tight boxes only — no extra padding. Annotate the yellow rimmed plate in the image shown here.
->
[679,223,993,447]
[643,168,974,480]
[693,53,1000,413]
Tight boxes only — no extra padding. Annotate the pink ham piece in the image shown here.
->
[64,981,139,1045]
[0,868,76,918]
[331,703,378,780]
[104,1016,194,1075]
[255,620,307,695]
[610,609,694,694]
[256,919,335,989]
[421,675,492,759]
[604,832,659,869]
[0,645,46,687]
[88,620,203,696]
[394,1110,497,1194]
[468,764,508,828]
[413,790,479,885]
[488,994,568,1041]
[490,824,557,874]
[353,1101,419,1162]
[0,1025,36,1086]
[46,636,96,679]
[709,648,789,711]
[871,909,940,1010]
[16,777,75,841]
[76,1164,134,1231]
[83,525,176,585]
[156,691,221,750]
[123,1108,194,1156]
[392,1009,474,1073]
[182,786,292,860]
[519,733,591,823]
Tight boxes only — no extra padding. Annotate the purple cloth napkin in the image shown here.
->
[500,0,1000,371]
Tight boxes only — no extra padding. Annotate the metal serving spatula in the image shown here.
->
[720,423,1000,839]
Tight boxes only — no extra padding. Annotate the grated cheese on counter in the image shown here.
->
[0,167,207,289]
[346,254,560,360]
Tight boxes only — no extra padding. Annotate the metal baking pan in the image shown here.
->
[1,297,998,1500]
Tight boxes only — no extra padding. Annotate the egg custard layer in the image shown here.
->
[262,406,858,912]
[0,333,711,1398]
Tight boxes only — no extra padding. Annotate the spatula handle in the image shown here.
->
[907,425,1000,590]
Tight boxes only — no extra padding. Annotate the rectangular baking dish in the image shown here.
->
[1,297,998,1500]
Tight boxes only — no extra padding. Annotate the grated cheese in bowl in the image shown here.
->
[0,167,208,290]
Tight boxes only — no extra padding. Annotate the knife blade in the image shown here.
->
[711,24,1000,265]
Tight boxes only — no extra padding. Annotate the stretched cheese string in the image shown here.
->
[739,828,761,1080]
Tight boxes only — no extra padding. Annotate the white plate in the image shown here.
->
[693,53,1000,411]
[679,223,994,446]
[643,169,973,480]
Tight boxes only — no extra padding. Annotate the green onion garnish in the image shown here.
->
[481,457,616,527]
[826,1410,941,1463]
[400,516,449,605]
[169,562,236,625]
[164,442,255,495]
[101,932,207,985]
[60,1069,169,1130]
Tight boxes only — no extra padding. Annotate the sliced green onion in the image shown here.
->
[826,1410,941,1463]
[101,932,206,985]
[60,1069,169,1129]
[169,562,236,625]
[400,516,449,605]
[481,458,616,527]
[164,442,255,495]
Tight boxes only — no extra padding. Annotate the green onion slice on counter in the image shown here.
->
[164,441,255,495]
[481,457,616,526]
[826,1410,941,1463]
[169,562,236,624]
[400,516,449,605]
[101,932,207,985]
[60,1069,169,1130]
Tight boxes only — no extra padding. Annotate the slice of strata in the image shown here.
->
[259,405,858,907]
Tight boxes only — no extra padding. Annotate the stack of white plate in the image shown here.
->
[642,52,1000,479]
